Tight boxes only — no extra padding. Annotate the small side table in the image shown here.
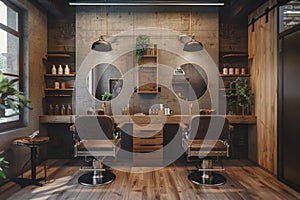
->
[13,136,49,187]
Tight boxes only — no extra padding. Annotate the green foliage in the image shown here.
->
[101,92,112,101]
[0,71,32,117]
[0,153,9,180]
[226,77,252,115]
[136,34,150,64]
[233,77,252,109]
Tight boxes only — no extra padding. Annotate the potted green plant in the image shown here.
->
[226,90,236,115]
[100,92,112,115]
[101,91,112,101]
[232,77,252,115]
[0,152,9,183]
[136,34,150,64]
[0,71,32,117]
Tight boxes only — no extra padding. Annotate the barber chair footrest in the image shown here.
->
[78,171,116,186]
[188,171,226,186]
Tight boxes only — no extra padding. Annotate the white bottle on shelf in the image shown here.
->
[64,65,70,75]
[58,65,63,74]
[51,64,56,74]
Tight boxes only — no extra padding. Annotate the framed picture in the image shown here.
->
[109,78,123,98]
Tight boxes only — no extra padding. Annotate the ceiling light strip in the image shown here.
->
[69,2,224,6]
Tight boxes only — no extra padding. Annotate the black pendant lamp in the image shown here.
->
[91,35,112,52]
[183,35,203,52]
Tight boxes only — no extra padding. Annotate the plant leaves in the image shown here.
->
[0,170,7,179]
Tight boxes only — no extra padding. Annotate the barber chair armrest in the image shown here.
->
[70,124,75,132]
[218,139,230,157]
[179,122,188,130]
[114,123,127,140]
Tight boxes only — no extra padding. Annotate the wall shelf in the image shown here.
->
[45,53,72,58]
[44,88,74,91]
[44,74,75,77]
[220,74,250,77]
[222,53,248,59]
[137,49,158,94]
[219,88,236,91]
[45,94,72,97]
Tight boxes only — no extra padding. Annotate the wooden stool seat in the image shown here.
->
[13,136,50,146]
[13,136,49,187]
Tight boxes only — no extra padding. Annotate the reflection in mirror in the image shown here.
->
[87,63,122,101]
[172,63,208,101]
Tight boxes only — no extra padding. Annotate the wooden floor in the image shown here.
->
[1,159,300,200]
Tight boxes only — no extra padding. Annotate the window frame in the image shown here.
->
[0,0,25,132]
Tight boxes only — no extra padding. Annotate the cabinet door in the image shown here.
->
[279,29,300,191]
[137,55,158,93]
[133,124,163,165]
[137,66,158,93]
[45,124,74,159]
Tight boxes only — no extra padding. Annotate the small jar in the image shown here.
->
[235,68,240,75]
[223,67,228,75]
[54,80,60,89]
[229,67,234,75]
[153,44,157,55]
[241,68,246,75]
[61,81,66,89]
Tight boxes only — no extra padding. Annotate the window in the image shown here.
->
[279,0,300,33]
[0,0,24,131]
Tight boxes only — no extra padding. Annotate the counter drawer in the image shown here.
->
[133,129,163,153]
[133,150,163,165]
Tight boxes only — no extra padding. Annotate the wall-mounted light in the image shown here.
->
[69,1,224,6]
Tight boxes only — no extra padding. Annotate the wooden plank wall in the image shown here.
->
[248,0,278,175]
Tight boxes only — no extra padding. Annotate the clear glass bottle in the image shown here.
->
[66,105,72,115]
[60,104,66,115]
[48,104,54,115]
[54,104,60,115]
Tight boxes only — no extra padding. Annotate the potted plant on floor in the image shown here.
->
[0,71,32,117]
[0,151,9,183]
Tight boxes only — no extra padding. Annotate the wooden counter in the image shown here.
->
[39,115,257,125]
[39,115,257,160]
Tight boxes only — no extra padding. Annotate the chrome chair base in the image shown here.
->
[78,171,115,186]
[188,171,226,186]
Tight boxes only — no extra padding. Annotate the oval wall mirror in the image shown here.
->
[172,63,208,101]
[87,63,123,101]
